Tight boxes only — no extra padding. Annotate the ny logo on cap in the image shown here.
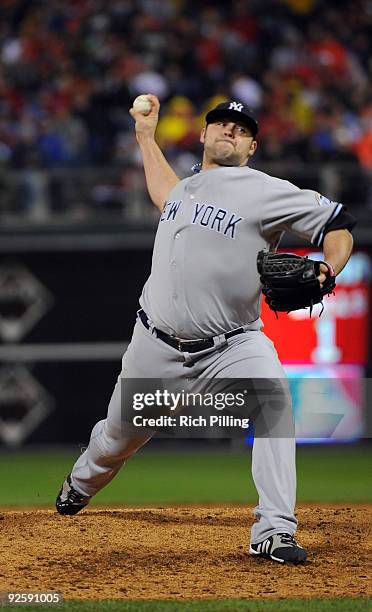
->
[229,102,243,112]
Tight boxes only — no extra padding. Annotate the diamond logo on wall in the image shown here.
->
[0,365,54,447]
[0,263,53,343]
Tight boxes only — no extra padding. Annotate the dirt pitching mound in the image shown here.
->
[1,505,371,600]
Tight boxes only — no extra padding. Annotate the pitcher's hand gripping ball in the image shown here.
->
[257,250,336,315]
[132,95,152,115]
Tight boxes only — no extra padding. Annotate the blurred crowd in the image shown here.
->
[0,0,371,220]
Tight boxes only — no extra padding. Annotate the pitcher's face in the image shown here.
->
[200,119,257,167]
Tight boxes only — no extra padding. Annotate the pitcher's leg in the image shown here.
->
[71,377,152,497]
[250,436,297,544]
[194,331,298,545]
[64,319,182,500]
[249,374,297,544]
[56,373,152,515]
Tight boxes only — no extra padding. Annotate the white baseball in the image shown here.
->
[132,95,152,115]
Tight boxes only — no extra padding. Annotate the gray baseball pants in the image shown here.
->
[71,318,297,544]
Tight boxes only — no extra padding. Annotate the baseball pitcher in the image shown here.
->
[56,96,355,564]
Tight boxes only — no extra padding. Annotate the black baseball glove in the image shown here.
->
[257,250,336,315]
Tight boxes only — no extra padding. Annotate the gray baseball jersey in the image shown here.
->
[140,166,342,339]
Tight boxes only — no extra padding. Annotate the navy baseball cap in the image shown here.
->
[205,101,258,137]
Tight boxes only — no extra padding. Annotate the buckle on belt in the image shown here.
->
[177,337,210,352]
[177,338,195,351]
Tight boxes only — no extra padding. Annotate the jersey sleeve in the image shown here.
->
[259,176,344,247]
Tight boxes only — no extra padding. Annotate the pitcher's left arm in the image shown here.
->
[318,228,354,285]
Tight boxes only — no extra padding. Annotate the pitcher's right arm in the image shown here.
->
[130,94,180,211]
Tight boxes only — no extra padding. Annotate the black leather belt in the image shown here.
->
[138,308,245,353]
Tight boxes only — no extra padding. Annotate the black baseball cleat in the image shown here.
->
[249,532,307,564]
[56,474,90,516]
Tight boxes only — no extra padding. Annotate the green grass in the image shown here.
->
[296,446,372,503]
[3,598,370,611]
[0,446,370,507]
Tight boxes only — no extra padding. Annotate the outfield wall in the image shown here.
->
[0,242,371,448]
